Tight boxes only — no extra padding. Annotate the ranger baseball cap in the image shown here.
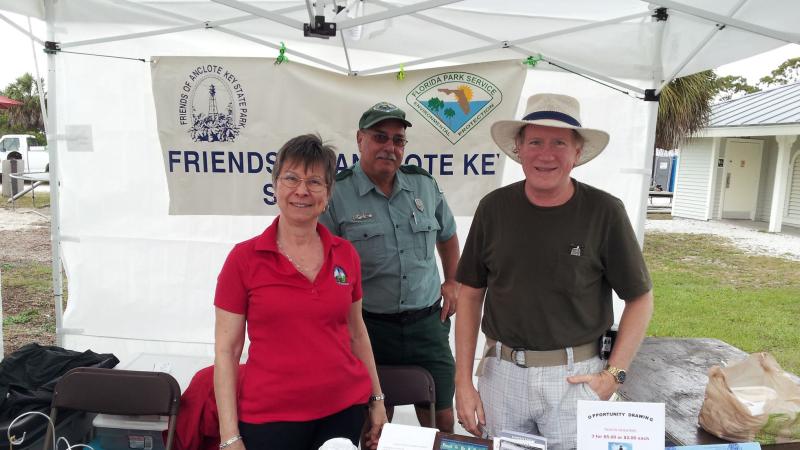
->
[358,101,413,129]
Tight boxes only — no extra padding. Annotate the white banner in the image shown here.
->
[151,57,526,216]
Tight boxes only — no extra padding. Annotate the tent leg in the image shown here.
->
[636,97,659,246]
[45,0,65,347]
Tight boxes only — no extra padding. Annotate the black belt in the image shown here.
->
[362,302,441,324]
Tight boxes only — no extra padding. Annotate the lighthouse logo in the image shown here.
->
[406,71,503,144]
[178,64,248,143]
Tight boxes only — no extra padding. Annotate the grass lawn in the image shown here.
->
[1,260,58,349]
[0,190,50,209]
[644,232,800,374]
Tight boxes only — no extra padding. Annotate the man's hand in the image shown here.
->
[455,382,486,437]
[440,280,459,321]
[566,370,617,400]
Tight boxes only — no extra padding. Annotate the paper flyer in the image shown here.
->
[577,401,665,450]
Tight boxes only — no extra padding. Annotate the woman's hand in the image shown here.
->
[364,401,388,450]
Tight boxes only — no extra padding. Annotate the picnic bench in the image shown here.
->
[648,191,673,205]
[618,337,800,450]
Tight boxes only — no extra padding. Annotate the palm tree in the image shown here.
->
[443,107,455,127]
[426,97,444,119]
[1,73,45,134]
[656,70,715,150]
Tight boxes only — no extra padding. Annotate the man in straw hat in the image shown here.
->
[453,93,654,449]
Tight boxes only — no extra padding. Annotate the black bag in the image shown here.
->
[0,343,118,448]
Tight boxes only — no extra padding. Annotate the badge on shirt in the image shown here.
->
[414,198,424,212]
[352,212,373,221]
[569,244,583,257]
[333,266,349,285]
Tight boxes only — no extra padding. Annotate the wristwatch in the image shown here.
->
[604,366,627,384]
[369,393,385,402]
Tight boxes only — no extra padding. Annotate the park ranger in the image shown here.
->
[320,101,461,432]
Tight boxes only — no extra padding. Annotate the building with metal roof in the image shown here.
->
[672,83,800,233]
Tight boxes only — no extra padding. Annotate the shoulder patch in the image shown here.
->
[335,168,354,181]
[399,165,432,178]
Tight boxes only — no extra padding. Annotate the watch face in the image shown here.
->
[617,370,627,384]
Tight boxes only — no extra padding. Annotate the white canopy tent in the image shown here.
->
[0,0,798,361]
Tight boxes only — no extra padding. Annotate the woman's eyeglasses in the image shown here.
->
[361,129,409,148]
[278,173,327,193]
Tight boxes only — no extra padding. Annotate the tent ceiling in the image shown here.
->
[1,0,798,92]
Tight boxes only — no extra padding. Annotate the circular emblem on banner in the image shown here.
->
[178,64,248,143]
[405,71,503,145]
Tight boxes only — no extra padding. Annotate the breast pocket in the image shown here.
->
[343,223,386,277]
[410,216,441,260]
[556,250,600,298]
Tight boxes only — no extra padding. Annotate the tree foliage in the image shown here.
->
[712,74,760,102]
[0,73,46,138]
[656,70,715,150]
[655,55,800,150]
[759,57,800,87]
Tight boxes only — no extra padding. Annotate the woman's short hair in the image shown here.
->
[272,133,338,196]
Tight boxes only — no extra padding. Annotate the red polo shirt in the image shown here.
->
[214,216,371,423]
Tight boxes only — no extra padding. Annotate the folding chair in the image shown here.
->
[44,367,180,450]
[377,365,437,428]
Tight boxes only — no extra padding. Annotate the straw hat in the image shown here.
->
[490,93,610,166]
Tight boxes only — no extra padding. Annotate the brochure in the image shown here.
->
[665,444,761,450]
[494,429,547,450]
[377,423,438,450]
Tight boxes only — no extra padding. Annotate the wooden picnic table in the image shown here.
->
[618,337,800,450]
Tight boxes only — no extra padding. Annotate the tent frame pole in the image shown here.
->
[56,2,346,73]
[356,11,648,95]
[211,0,304,30]
[0,13,45,44]
[217,27,349,73]
[61,16,259,48]
[337,0,463,30]
[60,1,308,49]
[654,0,749,95]
[650,0,799,44]
[45,0,65,347]
[340,34,354,75]
[634,7,667,246]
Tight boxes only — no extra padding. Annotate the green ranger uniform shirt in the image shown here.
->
[320,162,457,314]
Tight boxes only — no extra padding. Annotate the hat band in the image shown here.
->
[522,110,581,127]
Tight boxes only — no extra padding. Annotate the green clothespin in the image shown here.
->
[275,42,289,65]
[523,54,543,68]
[396,64,406,81]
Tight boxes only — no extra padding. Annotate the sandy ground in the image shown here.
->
[0,206,50,230]
[646,217,800,261]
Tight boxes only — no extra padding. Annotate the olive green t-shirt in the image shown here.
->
[456,180,652,350]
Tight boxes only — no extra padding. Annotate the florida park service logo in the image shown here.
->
[178,64,248,142]
[406,72,502,144]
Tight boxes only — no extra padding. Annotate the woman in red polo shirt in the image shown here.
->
[214,134,387,450]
